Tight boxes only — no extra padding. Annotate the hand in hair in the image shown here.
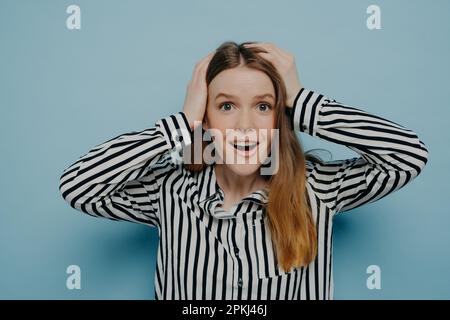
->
[243,42,302,108]
[182,51,215,131]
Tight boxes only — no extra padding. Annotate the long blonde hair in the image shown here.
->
[184,41,325,272]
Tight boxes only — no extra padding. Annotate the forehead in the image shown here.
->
[208,67,275,98]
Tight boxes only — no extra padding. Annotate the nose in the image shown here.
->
[236,108,254,133]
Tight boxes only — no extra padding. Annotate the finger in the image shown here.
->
[252,51,273,62]
[192,52,211,78]
[200,51,215,67]
[243,41,265,48]
[245,44,285,67]
[260,43,290,61]
[243,42,277,59]
[192,52,214,84]
[195,51,214,75]
[243,41,273,50]
[257,48,291,72]
[200,52,214,73]
[245,42,290,60]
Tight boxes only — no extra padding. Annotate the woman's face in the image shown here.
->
[204,66,276,177]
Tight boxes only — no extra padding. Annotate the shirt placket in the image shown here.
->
[206,184,267,298]
[231,217,245,299]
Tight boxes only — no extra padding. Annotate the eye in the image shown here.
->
[219,102,234,112]
[257,103,272,112]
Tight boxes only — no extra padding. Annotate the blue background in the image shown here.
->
[0,0,448,299]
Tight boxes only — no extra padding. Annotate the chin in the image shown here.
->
[224,163,262,176]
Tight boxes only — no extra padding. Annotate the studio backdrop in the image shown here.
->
[0,0,448,299]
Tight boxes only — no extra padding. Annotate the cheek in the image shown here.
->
[209,129,227,156]
[260,127,278,156]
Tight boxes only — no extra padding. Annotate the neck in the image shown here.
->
[214,164,268,200]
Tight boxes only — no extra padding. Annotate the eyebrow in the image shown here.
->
[214,93,275,101]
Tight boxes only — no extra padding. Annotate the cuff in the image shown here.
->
[156,112,193,151]
[292,88,326,137]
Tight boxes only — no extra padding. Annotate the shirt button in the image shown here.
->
[234,247,239,255]
[237,278,243,287]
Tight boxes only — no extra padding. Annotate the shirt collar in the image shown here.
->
[198,164,269,205]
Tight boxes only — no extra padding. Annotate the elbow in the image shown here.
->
[59,183,74,209]
[420,140,429,171]
[58,165,97,216]
[59,171,78,210]
[415,139,429,176]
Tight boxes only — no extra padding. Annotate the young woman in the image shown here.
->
[59,41,428,300]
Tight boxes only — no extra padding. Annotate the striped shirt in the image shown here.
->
[59,88,428,300]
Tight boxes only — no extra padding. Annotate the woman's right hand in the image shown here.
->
[182,51,215,131]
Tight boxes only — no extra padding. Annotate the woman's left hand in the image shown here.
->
[243,42,302,108]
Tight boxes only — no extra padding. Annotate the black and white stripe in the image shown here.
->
[59,88,428,300]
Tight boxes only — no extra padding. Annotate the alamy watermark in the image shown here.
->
[66,264,81,290]
[366,264,382,290]
[66,5,81,30]
[170,121,280,175]
[367,5,381,30]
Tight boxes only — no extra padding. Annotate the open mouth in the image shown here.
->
[228,140,259,156]
[233,142,258,150]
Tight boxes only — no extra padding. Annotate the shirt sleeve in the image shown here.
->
[59,112,193,227]
[290,88,429,215]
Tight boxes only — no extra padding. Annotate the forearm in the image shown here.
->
[291,88,428,175]
[59,112,192,208]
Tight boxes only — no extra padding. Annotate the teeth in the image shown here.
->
[235,142,257,147]
[232,142,258,151]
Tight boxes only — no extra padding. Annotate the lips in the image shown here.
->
[232,141,258,151]
[228,140,259,157]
